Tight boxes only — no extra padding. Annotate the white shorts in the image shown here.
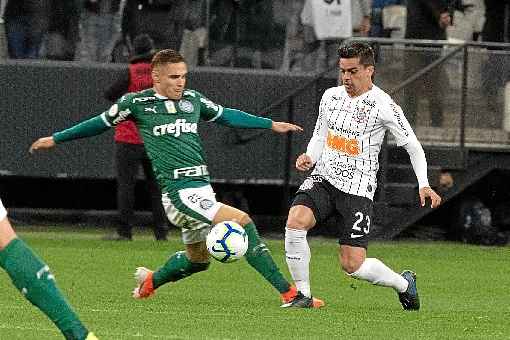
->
[0,198,6,221]
[162,184,222,244]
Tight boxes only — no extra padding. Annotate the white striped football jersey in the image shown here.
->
[305,85,416,201]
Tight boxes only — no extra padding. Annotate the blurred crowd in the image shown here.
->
[0,0,508,70]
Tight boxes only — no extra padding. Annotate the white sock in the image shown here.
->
[349,258,409,293]
[285,227,311,297]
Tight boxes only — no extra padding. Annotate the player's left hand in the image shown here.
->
[419,186,442,209]
[271,121,303,134]
[29,136,56,154]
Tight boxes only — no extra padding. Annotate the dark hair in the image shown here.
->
[151,49,185,69]
[337,41,375,67]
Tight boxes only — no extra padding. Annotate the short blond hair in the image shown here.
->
[151,49,185,70]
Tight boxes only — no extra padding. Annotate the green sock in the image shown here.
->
[152,251,209,289]
[243,222,291,294]
[0,238,88,340]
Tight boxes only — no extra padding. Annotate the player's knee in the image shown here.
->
[238,211,253,226]
[235,211,251,226]
[286,206,314,230]
[223,210,251,226]
[286,215,309,230]
[215,204,252,226]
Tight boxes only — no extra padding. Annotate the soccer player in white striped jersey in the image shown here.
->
[282,41,441,310]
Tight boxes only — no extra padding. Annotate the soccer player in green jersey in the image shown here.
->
[30,49,323,307]
[0,198,98,340]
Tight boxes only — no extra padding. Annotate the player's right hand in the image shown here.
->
[29,136,56,154]
[296,153,313,172]
[419,186,442,209]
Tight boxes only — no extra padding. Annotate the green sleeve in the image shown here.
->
[53,113,111,143]
[214,108,272,129]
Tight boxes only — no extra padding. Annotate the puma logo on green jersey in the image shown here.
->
[153,119,198,137]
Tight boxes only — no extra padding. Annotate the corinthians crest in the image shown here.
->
[352,98,375,124]
[353,105,371,124]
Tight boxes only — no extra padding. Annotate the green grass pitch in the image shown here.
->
[0,226,509,339]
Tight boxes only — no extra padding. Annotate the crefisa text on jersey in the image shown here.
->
[153,119,198,137]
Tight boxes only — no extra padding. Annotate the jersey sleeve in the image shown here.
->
[101,94,135,127]
[194,91,224,122]
[52,94,136,143]
[382,99,415,147]
[215,108,272,129]
[306,91,329,163]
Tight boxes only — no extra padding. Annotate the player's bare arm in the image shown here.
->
[419,187,442,209]
[271,121,303,133]
[29,136,56,153]
[296,153,313,172]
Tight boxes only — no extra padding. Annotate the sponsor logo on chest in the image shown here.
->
[326,131,360,156]
[333,162,356,180]
[153,119,197,137]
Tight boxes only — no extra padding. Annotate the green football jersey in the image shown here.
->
[102,88,223,193]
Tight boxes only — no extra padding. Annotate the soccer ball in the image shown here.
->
[206,221,248,263]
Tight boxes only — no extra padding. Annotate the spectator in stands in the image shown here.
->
[103,33,168,241]
[43,0,80,61]
[209,0,282,69]
[403,0,452,127]
[122,0,188,52]
[482,0,510,43]
[295,0,371,72]
[480,0,510,126]
[4,0,51,59]
[78,0,122,63]
[369,0,406,38]
[352,0,372,37]
[280,0,308,72]
[240,0,277,69]
[0,0,8,60]
[208,0,241,67]
[447,0,485,42]
[179,0,208,67]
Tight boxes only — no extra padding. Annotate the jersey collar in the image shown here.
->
[154,92,168,99]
